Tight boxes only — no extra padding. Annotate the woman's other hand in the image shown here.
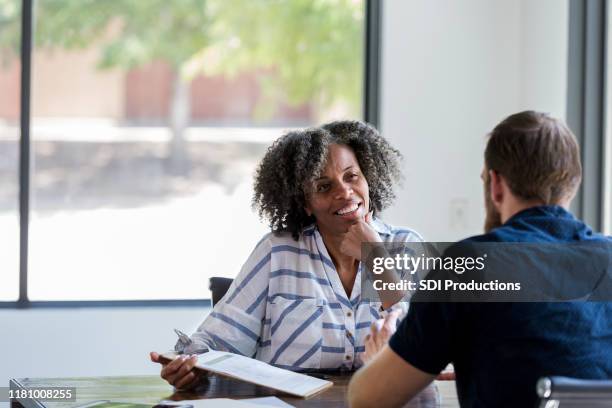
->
[340,212,381,259]
[362,309,401,364]
[150,352,204,390]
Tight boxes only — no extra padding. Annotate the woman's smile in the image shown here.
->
[334,201,363,219]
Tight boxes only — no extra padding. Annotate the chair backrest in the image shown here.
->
[537,376,612,408]
[209,277,234,307]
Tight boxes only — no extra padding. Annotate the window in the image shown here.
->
[0,0,20,301]
[4,0,368,302]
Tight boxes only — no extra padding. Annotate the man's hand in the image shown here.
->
[436,371,456,381]
[150,352,205,390]
[362,309,401,364]
[436,364,456,381]
[340,212,381,259]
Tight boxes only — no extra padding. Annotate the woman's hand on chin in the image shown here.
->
[339,212,382,259]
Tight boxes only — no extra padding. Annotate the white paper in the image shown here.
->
[194,351,331,397]
[242,396,294,407]
[160,351,331,398]
[159,398,269,408]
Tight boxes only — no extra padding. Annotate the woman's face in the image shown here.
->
[304,144,370,236]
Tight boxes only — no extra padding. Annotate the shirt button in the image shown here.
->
[346,311,352,317]
[346,331,353,339]
[345,355,352,361]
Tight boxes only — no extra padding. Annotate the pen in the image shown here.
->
[173,328,209,355]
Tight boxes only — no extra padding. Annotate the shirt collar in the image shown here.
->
[506,205,575,224]
[369,217,393,235]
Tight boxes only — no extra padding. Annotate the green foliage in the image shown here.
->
[33,0,212,71]
[0,0,364,119]
[0,0,21,63]
[209,0,364,115]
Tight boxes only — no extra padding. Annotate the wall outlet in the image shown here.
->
[450,198,469,231]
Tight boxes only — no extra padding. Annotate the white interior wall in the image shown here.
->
[1,0,569,395]
[382,0,568,241]
[518,0,568,118]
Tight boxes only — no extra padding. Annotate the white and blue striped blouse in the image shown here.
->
[188,218,423,370]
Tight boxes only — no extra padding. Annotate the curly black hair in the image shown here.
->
[252,120,403,240]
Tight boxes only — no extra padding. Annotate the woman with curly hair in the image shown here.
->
[151,120,423,389]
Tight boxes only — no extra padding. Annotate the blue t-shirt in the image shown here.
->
[389,206,612,407]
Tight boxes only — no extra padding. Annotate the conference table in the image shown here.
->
[9,373,459,408]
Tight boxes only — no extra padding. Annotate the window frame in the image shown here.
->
[3,0,381,308]
[605,0,612,235]
[567,0,608,232]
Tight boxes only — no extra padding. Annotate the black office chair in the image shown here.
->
[537,376,612,407]
[209,277,234,307]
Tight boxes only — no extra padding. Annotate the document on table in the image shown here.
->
[158,397,293,408]
[242,397,294,407]
[160,351,333,398]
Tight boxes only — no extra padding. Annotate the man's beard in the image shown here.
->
[484,182,502,233]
